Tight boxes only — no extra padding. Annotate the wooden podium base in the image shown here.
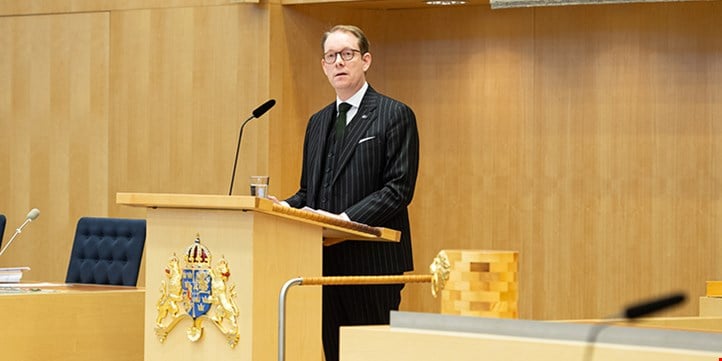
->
[141,207,321,361]
[117,193,400,361]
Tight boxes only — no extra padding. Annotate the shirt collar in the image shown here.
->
[337,82,368,111]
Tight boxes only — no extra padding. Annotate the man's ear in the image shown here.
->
[362,52,372,72]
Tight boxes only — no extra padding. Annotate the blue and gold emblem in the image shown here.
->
[184,242,212,319]
[155,235,240,348]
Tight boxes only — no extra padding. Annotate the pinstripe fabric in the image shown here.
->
[286,86,419,276]
[286,86,419,361]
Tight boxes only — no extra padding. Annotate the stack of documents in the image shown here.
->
[0,266,30,283]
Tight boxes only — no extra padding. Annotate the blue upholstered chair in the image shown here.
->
[65,217,146,286]
[0,214,6,249]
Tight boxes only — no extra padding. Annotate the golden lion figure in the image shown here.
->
[210,258,240,347]
[155,256,187,340]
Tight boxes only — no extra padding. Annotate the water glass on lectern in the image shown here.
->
[250,176,269,198]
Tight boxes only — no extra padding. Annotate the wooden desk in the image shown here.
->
[700,296,722,316]
[341,311,722,361]
[0,283,144,361]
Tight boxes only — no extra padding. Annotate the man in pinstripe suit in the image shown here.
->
[281,25,420,361]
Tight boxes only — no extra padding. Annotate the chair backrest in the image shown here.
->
[65,217,146,286]
[0,214,6,249]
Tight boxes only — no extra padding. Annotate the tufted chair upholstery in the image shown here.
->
[0,214,5,248]
[65,217,146,286]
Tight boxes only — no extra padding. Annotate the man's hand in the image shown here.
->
[268,195,290,207]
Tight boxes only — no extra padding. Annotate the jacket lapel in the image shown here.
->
[307,103,336,206]
[332,89,379,185]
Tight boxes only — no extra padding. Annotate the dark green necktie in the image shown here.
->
[336,102,352,142]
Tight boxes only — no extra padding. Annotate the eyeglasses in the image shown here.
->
[323,48,362,64]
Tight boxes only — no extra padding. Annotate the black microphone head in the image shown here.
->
[252,99,276,118]
[623,292,686,319]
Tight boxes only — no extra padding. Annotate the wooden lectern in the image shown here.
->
[117,193,399,361]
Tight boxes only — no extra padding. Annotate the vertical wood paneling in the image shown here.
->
[0,12,109,282]
[527,2,722,319]
[0,0,259,16]
[109,4,270,220]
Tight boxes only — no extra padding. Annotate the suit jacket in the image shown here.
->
[286,86,419,276]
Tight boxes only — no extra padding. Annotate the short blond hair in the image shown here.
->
[321,25,370,54]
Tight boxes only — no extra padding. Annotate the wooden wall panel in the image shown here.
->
[0,0,258,16]
[109,4,271,220]
[373,5,538,317]
[0,2,271,283]
[527,2,722,319]
[0,12,109,281]
[523,2,722,319]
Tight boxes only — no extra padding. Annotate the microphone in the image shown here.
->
[228,99,276,196]
[0,208,40,257]
[583,291,686,361]
[623,292,686,319]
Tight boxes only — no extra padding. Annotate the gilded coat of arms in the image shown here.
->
[154,235,240,348]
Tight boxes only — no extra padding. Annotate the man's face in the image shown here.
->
[322,31,371,99]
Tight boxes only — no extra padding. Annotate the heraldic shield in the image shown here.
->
[154,235,241,348]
